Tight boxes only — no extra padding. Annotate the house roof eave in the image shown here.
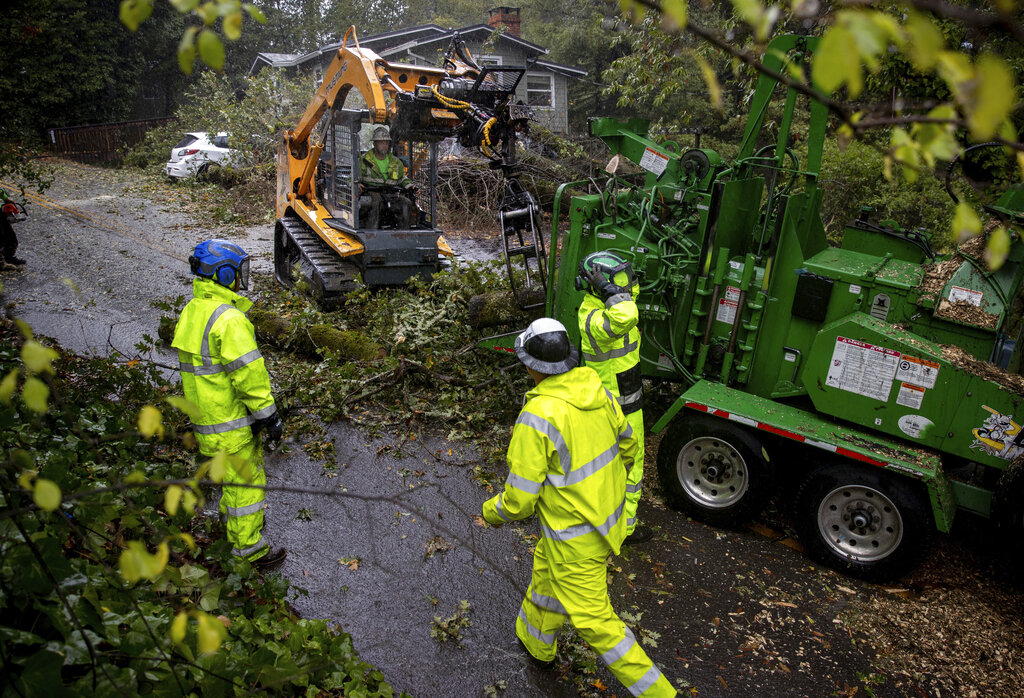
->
[531,59,588,78]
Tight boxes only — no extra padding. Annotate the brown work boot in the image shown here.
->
[252,547,287,571]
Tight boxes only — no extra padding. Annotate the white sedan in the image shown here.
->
[165,132,238,179]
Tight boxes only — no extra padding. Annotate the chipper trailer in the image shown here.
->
[487,35,1024,580]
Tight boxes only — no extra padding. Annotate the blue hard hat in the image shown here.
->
[189,239,250,290]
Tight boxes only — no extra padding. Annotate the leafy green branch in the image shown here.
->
[119,0,267,73]
[0,318,400,696]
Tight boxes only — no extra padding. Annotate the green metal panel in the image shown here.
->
[948,479,993,518]
[841,222,932,264]
[803,313,1022,470]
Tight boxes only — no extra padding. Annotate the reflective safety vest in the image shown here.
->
[578,287,642,415]
[359,150,410,186]
[482,366,638,562]
[172,278,277,455]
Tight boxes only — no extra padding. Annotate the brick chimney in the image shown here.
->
[487,7,521,37]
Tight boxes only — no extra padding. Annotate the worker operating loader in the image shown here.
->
[359,126,414,230]
[482,318,676,697]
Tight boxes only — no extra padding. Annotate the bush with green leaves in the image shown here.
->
[0,318,401,696]
[819,137,955,250]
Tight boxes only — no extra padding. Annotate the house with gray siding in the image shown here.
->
[249,8,585,134]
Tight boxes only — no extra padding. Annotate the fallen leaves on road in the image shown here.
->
[424,535,453,559]
[338,556,360,571]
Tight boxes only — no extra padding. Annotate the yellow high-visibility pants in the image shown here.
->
[516,544,676,697]
[218,439,268,561]
[624,409,644,535]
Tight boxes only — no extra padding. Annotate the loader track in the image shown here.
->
[275,216,361,307]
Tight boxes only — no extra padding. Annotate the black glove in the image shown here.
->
[586,267,624,301]
[253,412,283,444]
[600,282,627,302]
[584,266,607,294]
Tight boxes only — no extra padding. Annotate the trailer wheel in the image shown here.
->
[656,414,774,527]
[796,464,931,581]
[992,457,1024,535]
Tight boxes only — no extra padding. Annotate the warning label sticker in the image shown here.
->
[716,299,738,324]
[896,382,925,409]
[895,355,940,388]
[948,285,983,307]
[825,337,900,402]
[724,286,741,302]
[639,147,669,176]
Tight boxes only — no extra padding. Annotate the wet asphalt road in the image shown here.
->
[2,163,948,696]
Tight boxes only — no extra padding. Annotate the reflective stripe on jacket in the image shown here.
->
[172,278,276,455]
[359,150,410,186]
[482,366,638,562]
[578,288,642,414]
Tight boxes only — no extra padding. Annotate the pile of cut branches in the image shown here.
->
[436,129,602,234]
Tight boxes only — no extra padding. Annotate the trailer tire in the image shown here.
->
[796,464,931,582]
[656,414,774,528]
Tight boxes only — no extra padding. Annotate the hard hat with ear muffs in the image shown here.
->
[189,239,250,290]
[574,250,636,297]
[514,318,579,375]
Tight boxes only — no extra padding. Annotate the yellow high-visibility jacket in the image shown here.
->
[482,366,638,562]
[359,150,411,187]
[578,284,642,415]
[172,278,277,455]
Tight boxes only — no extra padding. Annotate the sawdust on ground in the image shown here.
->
[839,533,1024,698]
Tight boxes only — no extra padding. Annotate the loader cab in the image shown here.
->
[315,108,442,285]
[317,109,439,233]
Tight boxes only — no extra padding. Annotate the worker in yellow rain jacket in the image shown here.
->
[576,250,650,544]
[482,318,675,697]
[172,239,286,570]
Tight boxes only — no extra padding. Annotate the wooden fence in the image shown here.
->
[47,117,176,164]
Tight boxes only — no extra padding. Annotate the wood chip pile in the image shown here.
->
[840,539,1024,697]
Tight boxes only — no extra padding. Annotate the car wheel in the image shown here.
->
[656,414,774,527]
[796,463,931,581]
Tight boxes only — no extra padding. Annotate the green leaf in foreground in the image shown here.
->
[119,541,170,583]
[33,479,61,511]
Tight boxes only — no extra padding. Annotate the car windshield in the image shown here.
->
[175,134,199,148]
[211,135,230,148]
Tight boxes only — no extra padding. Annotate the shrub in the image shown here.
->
[819,138,955,251]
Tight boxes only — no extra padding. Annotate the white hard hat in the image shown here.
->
[514,318,579,375]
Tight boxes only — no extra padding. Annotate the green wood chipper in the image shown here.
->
[486,35,1024,580]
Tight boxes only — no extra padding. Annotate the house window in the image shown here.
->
[526,73,554,109]
[478,54,502,67]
